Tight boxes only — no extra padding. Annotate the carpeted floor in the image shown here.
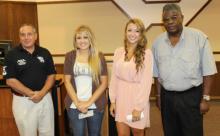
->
[145,100,220,136]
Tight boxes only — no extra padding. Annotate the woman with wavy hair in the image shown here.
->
[64,25,108,136]
[109,18,153,136]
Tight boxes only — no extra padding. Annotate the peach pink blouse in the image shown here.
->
[109,47,153,129]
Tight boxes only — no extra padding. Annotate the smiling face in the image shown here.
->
[19,25,37,49]
[75,31,90,51]
[126,23,141,46]
[162,9,183,36]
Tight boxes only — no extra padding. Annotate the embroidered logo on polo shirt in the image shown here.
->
[17,59,26,65]
[37,56,45,63]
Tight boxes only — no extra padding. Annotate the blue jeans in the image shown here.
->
[67,109,104,136]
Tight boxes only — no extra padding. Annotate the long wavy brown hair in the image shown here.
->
[124,18,147,72]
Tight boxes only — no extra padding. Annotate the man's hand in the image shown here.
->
[156,95,161,110]
[29,91,45,103]
[200,100,210,114]
[26,91,35,97]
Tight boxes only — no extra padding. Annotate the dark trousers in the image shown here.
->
[161,85,203,136]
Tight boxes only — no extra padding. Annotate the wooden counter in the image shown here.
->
[0,86,19,136]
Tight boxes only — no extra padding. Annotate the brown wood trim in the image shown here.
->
[103,53,114,56]
[110,0,212,33]
[185,0,212,26]
[53,53,114,64]
[110,0,131,18]
[214,52,220,54]
[143,0,180,4]
[106,60,113,63]
[52,54,65,57]
[146,23,163,31]
[110,0,181,18]
[52,53,114,57]
[52,52,220,57]
[0,1,35,4]
[37,0,110,5]
[145,0,212,31]
[54,63,65,65]
[150,96,220,101]
[210,96,220,100]
[54,60,113,64]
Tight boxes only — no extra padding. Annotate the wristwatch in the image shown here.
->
[203,95,210,101]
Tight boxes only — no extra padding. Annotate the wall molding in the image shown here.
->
[185,0,212,26]
[37,0,110,4]
[54,61,220,97]
[111,0,212,31]
[52,51,219,58]
[0,1,36,4]
[143,0,180,4]
[213,52,220,54]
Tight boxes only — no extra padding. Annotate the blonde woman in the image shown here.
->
[109,19,153,136]
[64,25,108,136]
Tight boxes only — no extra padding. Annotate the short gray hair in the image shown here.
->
[19,23,37,33]
[163,3,182,14]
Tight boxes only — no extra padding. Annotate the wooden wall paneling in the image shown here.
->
[0,88,13,118]
[211,61,220,97]
[7,2,39,46]
[0,2,39,46]
[0,3,10,40]
[55,64,64,74]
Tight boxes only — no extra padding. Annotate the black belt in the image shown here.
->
[13,91,27,97]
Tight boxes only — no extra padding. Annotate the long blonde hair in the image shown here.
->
[124,18,147,72]
[73,25,101,86]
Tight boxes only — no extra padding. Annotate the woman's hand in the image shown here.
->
[110,103,116,117]
[132,109,141,122]
[77,100,91,113]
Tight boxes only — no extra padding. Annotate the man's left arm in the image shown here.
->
[203,75,214,96]
[200,75,214,114]
[200,37,217,114]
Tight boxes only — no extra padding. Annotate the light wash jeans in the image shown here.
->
[67,109,104,136]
